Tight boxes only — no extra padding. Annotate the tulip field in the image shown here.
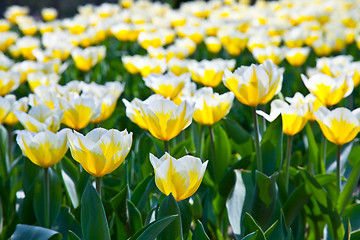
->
[2,0,360,239]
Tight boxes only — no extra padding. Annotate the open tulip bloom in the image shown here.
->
[301,73,353,107]
[67,128,133,178]
[150,153,208,202]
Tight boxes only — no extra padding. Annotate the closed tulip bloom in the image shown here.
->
[4,96,28,125]
[27,72,60,92]
[301,73,353,107]
[190,88,234,125]
[0,70,21,96]
[285,92,322,121]
[91,94,119,123]
[16,129,69,168]
[67,128,132,177]
[143,73,190,100]
[140,96,193,141]
[314,106,360,146]
[257,99,308,136]
[150,153,208,201]
[0,95,16,124]
[41,8,57,22]
[14,105,63,132]
[189,59,235,88]
[123,94,164,130]
[59,92,101,130]
[252,46,285,65]
[285,47,310,67]
[223,59,283,107]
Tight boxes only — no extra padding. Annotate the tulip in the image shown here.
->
[257,98,308,191]
[301,73,353,107]
[16,128,68,228]
[14,105,63,132]
[252,46,285,65]
[314,106,360,193]
[190,87,234,126]
[67,128,132,195]
[41,8,57,22]
[285,47,310,67]
[140,96,193,144]
[150,153,208,201]
[59,92,101,130]
[0,95,16,124]
[285,92,322,122]
[0,52,14,70]
[223,59,283,172]
[27,72,60,92]
[4,96,28,125]
[0,70,20,96]
[143,73,190,100]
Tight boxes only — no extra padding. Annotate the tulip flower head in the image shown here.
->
[16,129,69,168]
[67,128,132,177]
[314,106,360,146]
[223,59,283,107]
[4,96,28,125]
[139,95,193,141]
[190,87,234,126]
[257,98,308,136]
[285,47,310,67]
[143,73,190,100]
[150,153,208,201]
[14,105,63,132]
[301,73,353,107]
[0,95,16,124]
[0,70,20,96]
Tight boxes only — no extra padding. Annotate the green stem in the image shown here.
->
[260,105,267,135]
[96,177,102,198]
[322,135,327,173]
[284,135,293,192]
[336,145,341,195]
[199,125,204,158]
[209,126,216,180]
[164,140,170,154]
[252,107,263,172]
[44,167,50,228]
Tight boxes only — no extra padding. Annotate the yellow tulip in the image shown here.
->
[257,98,308,136]
[205,37,222,54]
[41,8,58,22]
[0,20,10,32]
[301,73,353,107]
[0,70,20,96]
[252,46,285,65]
[285,92,322,122]
[285,47,310,67]
[14,105,63,132]
[167,58,190,76]
[140,96,193,141]
[191,88,234,126]
[189,59,235,88]
[59,93,101,130]
[67,128,132,177]
[0,95,16,124]
[314,106,360,146]
[27,72,60,92]
[4,6,29,24]
[16,129,69,168]
[0,52,14,71]
[150,153,208,201]
[223,59,283,107]
[4,96,28,125]
[71,48,97,72]
[143,73,189,100]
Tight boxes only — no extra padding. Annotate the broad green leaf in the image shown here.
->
[203,125,231,183]
[127,200,143,234]
[81,183,110,240]
[130,175,155,211]
[305,124,321,174]
[178,200,192,239]
[61,156,80,208]
[338,163,360,214]
[110,185,128,222]
[192,221,210,240]
[264,221,278,239]
[157,193,183,240]
[52,207,82,240]
[350,229,360,240]
[0,125,9,177]
[10,224,61,240]
[128,215,178,240]
[261,117,283,176]
[67,231,81,240]
[243,213,266,240]
[33,168,62,228]
[251,171,278,229]
[241,232,258,240]
[343,203,360,232]
[283,184,310,227]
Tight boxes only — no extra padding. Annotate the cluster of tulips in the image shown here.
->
[1,0,360,239]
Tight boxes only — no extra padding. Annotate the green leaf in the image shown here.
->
[0,124,9,177]
[52,207,82,240]
[264,221,278,239]
[130,175,155,212]
[67,231,81,240]
[203,125,231,183]
[261,117,283,176]
[338,163,360,214]
[33,168,62,228]
[10,224,61,240]
[157,193,183,240]
[241,232,258,240]
[128,215,178,240]
[251,171,278,229]
[110,185,128,222]
[178,200,192,239]
[81,183,110,240]
[350,229,360,240]
[192,221,210,240]
[305,124,321,174]
[127,200,143,234]
[299,169,344,239]
[243,213,266,240]
[283,183,310,227]
[61,156,80,208]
